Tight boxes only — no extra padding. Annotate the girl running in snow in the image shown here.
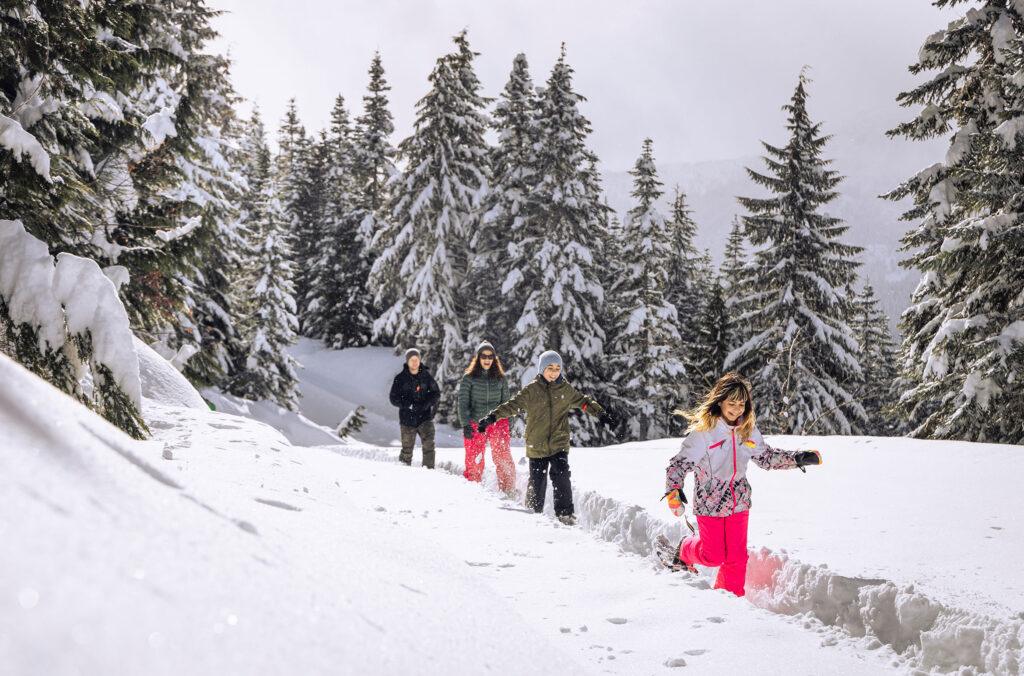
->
[477,350,615,525]
[663,372,821,597]
[458,342,516,495]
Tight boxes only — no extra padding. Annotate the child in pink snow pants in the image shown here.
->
[664,372,822,597]
[458,342,517,495]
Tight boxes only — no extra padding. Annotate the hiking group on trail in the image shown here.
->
[388,346,821,594]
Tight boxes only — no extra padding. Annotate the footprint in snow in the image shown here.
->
[684,649,708,656]
[235,520,258,535]
[466,561,492,567]
[706,616,725,623]
[254,498,302,512]
[606,617,628,625]
[663,657,688,667]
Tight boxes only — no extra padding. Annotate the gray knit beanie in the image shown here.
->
[537,350,562,375]
[403,348,421,363]
[476,341,496,355]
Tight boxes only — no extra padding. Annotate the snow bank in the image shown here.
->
[202,388,339,447]
[746,549,1023,674]
[1,353,590,676]
[135,337,206,410]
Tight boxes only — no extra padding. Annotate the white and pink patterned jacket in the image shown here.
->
[665,418,799,517]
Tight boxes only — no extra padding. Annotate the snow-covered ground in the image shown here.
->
[2,339,1022,675]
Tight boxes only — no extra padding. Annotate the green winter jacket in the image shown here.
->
[487,375,605,459]
[458,372,511,427]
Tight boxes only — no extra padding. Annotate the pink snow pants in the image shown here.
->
[463,419,516,493]
[679,510,750,597]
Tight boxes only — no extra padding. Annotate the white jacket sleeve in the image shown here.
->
[749,426,798,470]
[665,431,702,490]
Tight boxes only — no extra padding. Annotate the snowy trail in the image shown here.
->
[331,442,1024,675]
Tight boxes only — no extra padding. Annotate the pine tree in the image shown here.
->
[352,53,397,344]
[304,95,374,347]
[885,1,1024,442]
[728,71,865,434]
[606,139,685,440]
[507,45,611,444]
[471,53,540,360]
[369,32,491,420]
[226,116,300,409]
[851,282,900,435]
[692,276,731,392]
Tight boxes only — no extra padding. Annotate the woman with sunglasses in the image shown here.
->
[457,341,516,495]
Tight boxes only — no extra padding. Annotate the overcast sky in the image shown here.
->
[208,0,959,170]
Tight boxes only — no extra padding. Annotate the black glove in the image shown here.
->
[462,425,474,440]
[794,450,821,473]
[599,411,616,427]
[477,414,496,434]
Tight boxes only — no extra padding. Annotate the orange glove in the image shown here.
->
[663,485,686,517]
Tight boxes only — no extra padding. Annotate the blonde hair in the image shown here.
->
[673,372,756,442]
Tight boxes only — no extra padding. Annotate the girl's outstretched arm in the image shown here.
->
[748,428,821,470]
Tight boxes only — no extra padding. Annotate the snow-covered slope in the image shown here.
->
[3,341,1022,675]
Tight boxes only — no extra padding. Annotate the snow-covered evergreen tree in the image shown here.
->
[471,53,540,360]
[851,282,901,435]
[885,1,1024,443]
[352,52,397,343]
[304,96,374,348]
[692,276,731,393]
[607,139,685,440]
[369,31,491,420]
[226,118,300,410]
[506,45,610,443]
[275,99,322,330]
[728,71,865,435]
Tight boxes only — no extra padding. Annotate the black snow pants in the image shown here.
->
[526,451,573,517]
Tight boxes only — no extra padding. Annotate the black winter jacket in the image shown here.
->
[389,365,441,427]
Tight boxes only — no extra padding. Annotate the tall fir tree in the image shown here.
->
[472,53,541,359]
[506,45,611,444]
[352,51,397,343]
[663,187,704,404]
[608,139,685,440]
[885,1,1024,442]
[369,31,492,421]
[720,216,755,362]
[691,276,731,392]
[304,95,374,347]
[226,115,300,410]
[728,71,865,434]
[851,282,901,435]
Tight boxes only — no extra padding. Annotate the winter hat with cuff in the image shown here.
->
[537,350,562,374]
[476,341,496,355]
[404,348,421,363]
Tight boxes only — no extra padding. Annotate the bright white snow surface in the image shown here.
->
[2,339,1022,676]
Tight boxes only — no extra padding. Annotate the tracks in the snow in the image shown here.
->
[327,443,1023,675]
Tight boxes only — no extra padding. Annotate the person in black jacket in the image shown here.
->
[389,348,441,468]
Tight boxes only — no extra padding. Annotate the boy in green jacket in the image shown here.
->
[478,350,615,525]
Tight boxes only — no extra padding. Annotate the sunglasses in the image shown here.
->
[479,353,495,359]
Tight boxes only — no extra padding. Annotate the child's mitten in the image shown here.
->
[662,485,687,517]
[794,450,822,472]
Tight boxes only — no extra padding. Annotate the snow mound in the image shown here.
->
[135,337,207,410]
[1,353,589,676]
[202,388,339,447]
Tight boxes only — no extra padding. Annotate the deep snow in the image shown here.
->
[2,339,1022,675]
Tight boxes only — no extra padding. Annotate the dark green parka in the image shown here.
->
[458,372,511,427]
[488,375,605,458]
